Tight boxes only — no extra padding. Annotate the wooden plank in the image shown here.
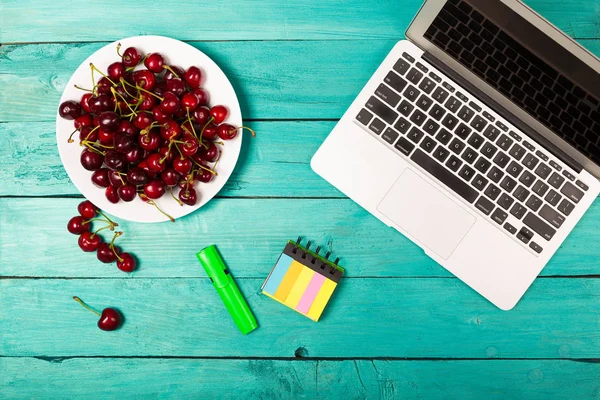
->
[0,277,598,357]
[1,198,599,278]
[0,0,598,43]
[0,358,598,399]
[0,121,342,198]
[0,40,393,122]
[1,40,599,122]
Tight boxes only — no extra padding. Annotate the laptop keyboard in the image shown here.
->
[424,0,600,166]
[355,51,590,255]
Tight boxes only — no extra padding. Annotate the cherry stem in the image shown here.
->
[91,224,113,238]
[90,63,117,86]
[111,87,138,116]
[81,142,106,156]
[82,140,114,150]
[119,79,138,99]
[170,187,184,206]
[73,296,101,317]
[212,145,223,170]
[82,217,111,226]
[67,129,78,143]
[116,43,123,58]
[74,84,94,93]
[185,108,199,139]
[145,200,175,222]
[108,231,124,262]
[173,143,185,158]
[191,158,217,175]
[199,117,214,142]
[136,85,163,101]
[97,210,119,229]
[162,65,180,79]
[234,126,256,138]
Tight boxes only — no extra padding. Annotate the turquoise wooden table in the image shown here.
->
[1,1,599,398]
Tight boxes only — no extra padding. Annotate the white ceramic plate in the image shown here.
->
[56,36,242,223]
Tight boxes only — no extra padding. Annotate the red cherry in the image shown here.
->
[127,167,149,186]
[117,120,138,136]
[196,168,214,183]
[160,119,181,141]
[138,131,161,151]
[218,123,238,140]
[91,168,110,188]
[77,200,97,219]
[183,66,203,88]
[74,114,93,130]
[98,308,122,331]
[161,168,181,187]
[203,142,219,162]
[78,232,102,252]
[80,149,104,171]
[132,70,156,90]
[193,88,209,106]
[166,78,186,97]
[96,77,113,94]
[97,243,119,263]
[79,126,98,142]
[105,186,120,203]
[143,179,165,199]
[107,62,125,80]
[59,100,82,120]
[173,157,193,176]
[144,53,165,73]
[133,113,153,130]
[122,46,141,68]
[117,185,137,202]
[181,93,199,111]
[152,105,169,123]
[88,94,112,114]
[108,170,126,188]
[192,106,210,125]
[179,187,198,206]
[158,146,175,164]
[81,93,93,113]
[203,123,218,140]
[160,92,180,114]
[125,146,144,164]
[138,93,156,111]
[117,253,137,273]
[146,153,166,172]
[98,128,115,145]
[181,137,199,157]
[210,105,228,124]
[68,216,90,235]
[163,65,184,81]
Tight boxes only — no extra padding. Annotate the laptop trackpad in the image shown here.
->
[377,169,476,260]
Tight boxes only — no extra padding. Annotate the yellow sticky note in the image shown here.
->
[284,266,315,308]
[274,260,303,302]
[306,278,337,321]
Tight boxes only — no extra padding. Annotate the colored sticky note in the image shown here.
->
[295,273,326,314]
[284,266,315,308]
[307,278,337,321]
[262,254,294,296]
[273,261,303,302]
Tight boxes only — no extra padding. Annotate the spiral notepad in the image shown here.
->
[261,238,344,321]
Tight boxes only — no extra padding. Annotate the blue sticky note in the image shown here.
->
[262,253,294,295]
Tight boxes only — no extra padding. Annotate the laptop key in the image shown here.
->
[366,96,398,124]
[522,153,539,170]
[375,84,401,107]
[523,212,556,241]
[368,118,386,135]
[529,241,543,254]
[534,163,551,179]
[432,145,450,162]
[475,196,495,215]
[487,166,504,183]
[461,147,478,164]
[432,87,449,103]
[517,227,534,244]
[420,136,436,153]
[457,105,475,122]
[429,104,446,121]
[504,222,517,235]
[418,77,436,94]
[393,59,410,75]
[356,109,373,125]
[510,203,527,220]
[394,137,415,156]
[410,149,479,203]
[508,143,526,160]
[483,125,501,141]
[394,117,411,134]
[384,72,408,93]
[435,128,453,145]
[539,204,565,229]
[455,123,472,140]
[525,195,543,212]
[423,119,440,135]
[544,189,562,206]
[514,185,530,202]
[474,157,492,173]
[470,115,488,132]
[458,165,476,182]
[446,155,462,172]
[484,184,501,201]
[382,128,400,144]
[519,170,535,188]
[467,133,484,149]
[416,95,433,111]
[442,114,459,130]
[532,180,549,196]
[472,174,488,191]
[560,182,584,203]
[493,151,510,168]
[406,68,423,84]
[449,138,466,154]
[557,199,575,216]
[481,142,497,159]
[407,127,425,144]
[410,109,427,126]
[575,180,589,191]
[497,193,514,210]
[548,172,565,189]
[497,134,513,151]
[491,208,508,224]
[444,96,462,112]
[403,85,421,102]
[397,100,414,117]
[506,161,523,178]
[500,176,517,192]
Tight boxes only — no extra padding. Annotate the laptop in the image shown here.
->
[311,0,600,310]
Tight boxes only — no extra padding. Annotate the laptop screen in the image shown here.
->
[423,0,600,167]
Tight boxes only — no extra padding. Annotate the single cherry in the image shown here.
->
[74,114,93,130]
[143,179,165,199]
[96,77,113,94]
[113,133,136,154]
[181,92,199,111]
[117,253,137,273]
[163,65,184,81]
[152,105,170,123]
[160,119,181,141]
[108,170,126,188]
[59,100,82,120]
[133,113,153,130]
[210,105,228,124]
[173,157,193,176]
[125,146,144,164]
[160,168,180,187]
[183,66,202,89]
[132,69,156,90]
[79,126,98,142]
[117,120,138,136]
[193,88,209,106]
[80,149,104,171]
[98,128,115,145]
[80,93,93,113]
[78,232,102,252]
[179,187,198,206]
[144,53,165,73]
[68,216,90,235]
[104,150,126,171]
[146,153,166,172]
[192,106,210,125]
[166,78,186,97]
[105,186,120,203]
[127,167,148,186]
[181,137,199,157]
[217,123,238,140]
[122,46,142,67]
[138,93,156,111]
[107,61,125,80]
[77,200,97,219]
[88,94,112,114]
[160,92,180,114]
[203,123,218,140]
[73,296,123,331]
[203,142,219,162]
[97,242,119,263]
[118,185,137,202]
[138,130,161,151]
[91,168,110,188]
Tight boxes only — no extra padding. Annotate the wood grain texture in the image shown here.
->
[1,198,599,278]
[0,121,341,197]
[1,277,598,358]
[1,40,599,122]
[1,358,598,399]
[0,0,598,43]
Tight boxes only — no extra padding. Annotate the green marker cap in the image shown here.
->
[196,245,258,334]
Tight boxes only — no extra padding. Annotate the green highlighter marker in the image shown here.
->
[196,245,258,334]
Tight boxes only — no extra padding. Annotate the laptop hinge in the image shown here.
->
[422,51,583,173]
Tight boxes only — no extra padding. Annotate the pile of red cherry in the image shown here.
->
[59,44,253,216]
[68,200,136,272]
